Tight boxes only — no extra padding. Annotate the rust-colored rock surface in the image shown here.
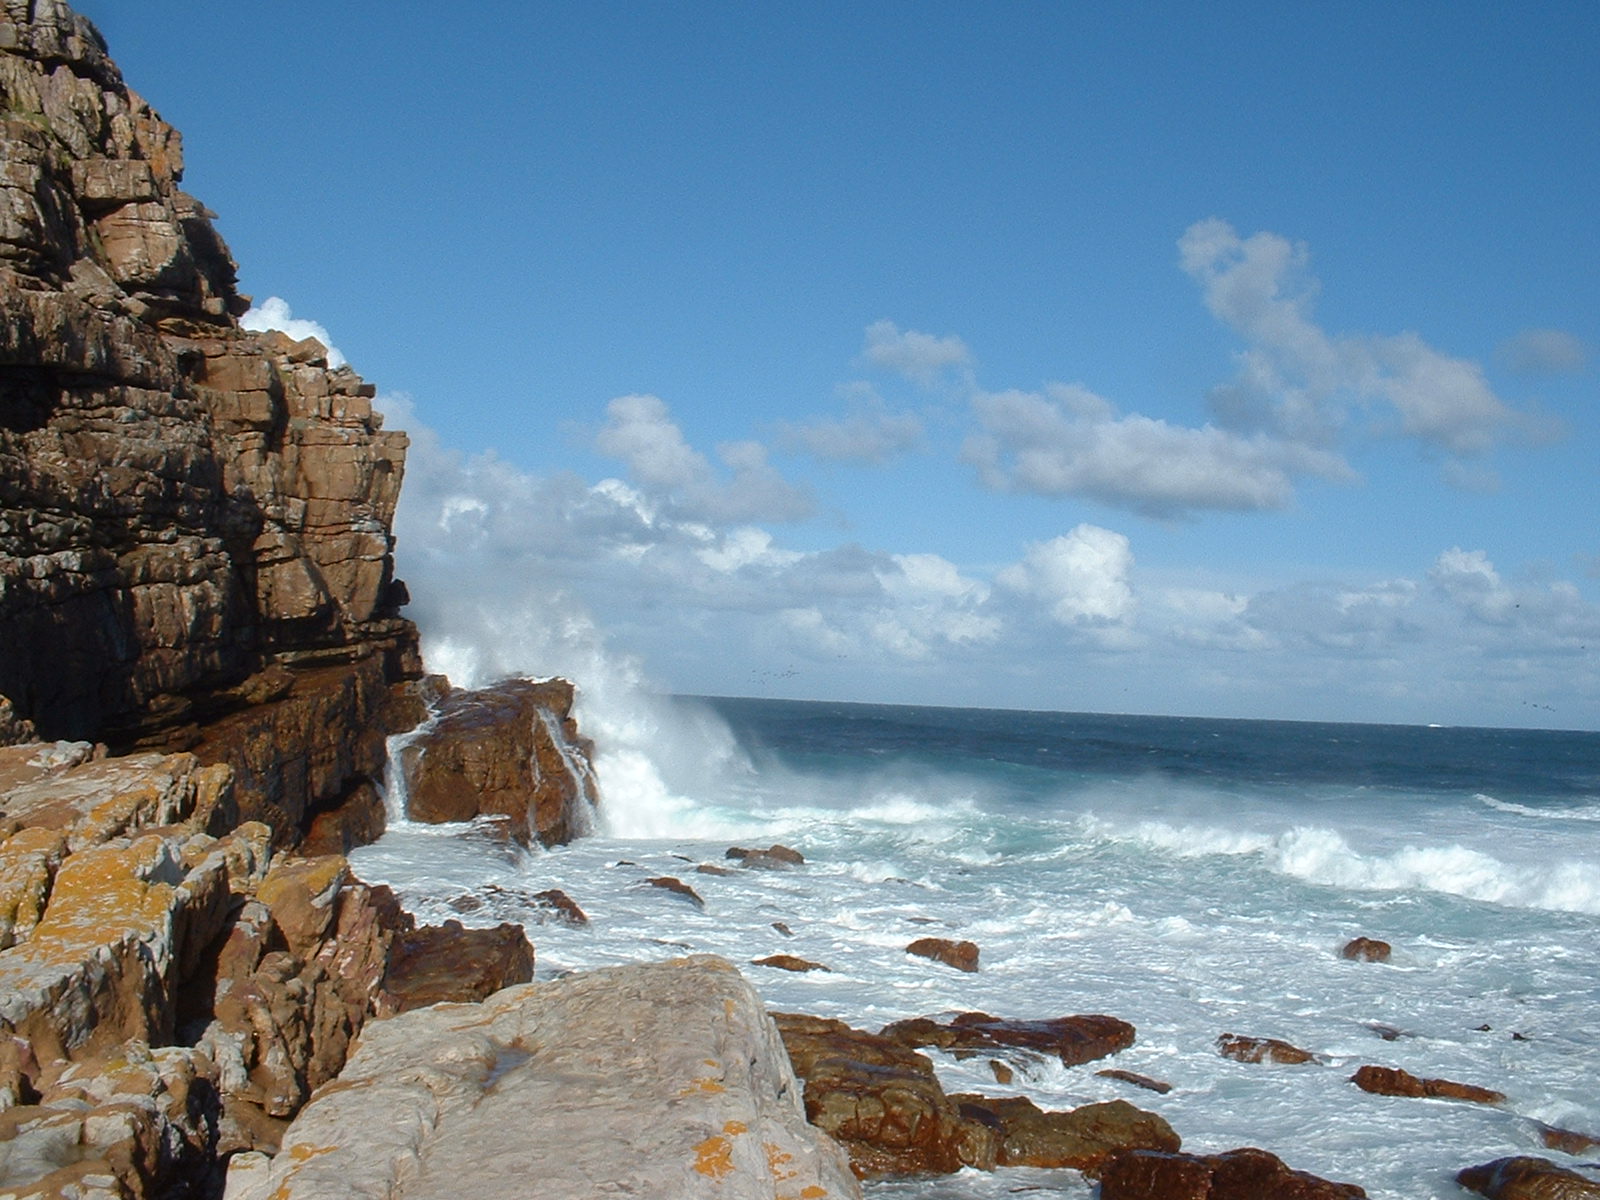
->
[1458,1156,1600,1199]
[906,936,980,972]
[1350,1063,1505,1105]
[772,1011,997,1177]
[1100,1146,1367,1199]
[1216,1032,1319,1065]
[379,919,535,1014]
[400,677,598,846]
[1341,936,1392,962]
[884,1010,1136,1068]
[952,1094,1179,1174]
[0,0,420,841]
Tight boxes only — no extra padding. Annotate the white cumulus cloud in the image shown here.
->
[240,296,347,368]
[997,525,1135,625]
[860,319,973,386]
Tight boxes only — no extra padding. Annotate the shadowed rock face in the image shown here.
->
[0,0,420,836]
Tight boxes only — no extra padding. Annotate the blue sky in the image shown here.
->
[80,3,1599,728]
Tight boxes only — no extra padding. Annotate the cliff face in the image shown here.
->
[0,0,419,839]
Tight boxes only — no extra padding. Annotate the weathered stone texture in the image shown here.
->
[224,957,862,1200]
[0,0,420,831]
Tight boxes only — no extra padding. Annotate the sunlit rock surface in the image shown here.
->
[225,956,861,1200]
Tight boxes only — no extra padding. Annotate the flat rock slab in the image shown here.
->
[225,955,861,1200]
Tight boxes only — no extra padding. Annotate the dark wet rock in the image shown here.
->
[645,875,704,908]
[884,1011,1135,1067]
[950,1094,1179,1173]
[752,954,829,973]
[378,920,534,1014]
[1350,1064,1504,1105]
[905,936,979,972]
[1101,1146,1367,1199]
[772,921,794,937]
[532,888,588,926]
[1216,1032,1319,1065]
[1536,1122,1600,1155]
[1457,1155,1600,1199]
[1341,936,1392,962]
[726,843,805,868]
[695,862,735,875]
[1098,1068,1174,1094]
[772,1012,996,1177]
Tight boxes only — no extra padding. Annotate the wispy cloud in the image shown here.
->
[777,385,925,464]
[964,384,1351,520]
[859,319,973,386]
[1499,328,1590,374]
[1180,218,1541,459]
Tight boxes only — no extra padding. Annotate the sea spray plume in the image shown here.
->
[376,393,752,839]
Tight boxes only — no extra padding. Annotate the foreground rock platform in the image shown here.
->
[226,956,861,1200]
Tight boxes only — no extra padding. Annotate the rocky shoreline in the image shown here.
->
[1,4,1594,1198]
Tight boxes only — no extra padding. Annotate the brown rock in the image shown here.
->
[1098,1068,1174,1094]
[532,888,588,926]
[1341,936,1392,962]
[1101,1146,1367,1199]
[400,678,598,846]
[906,936,979,972]
[773,1011,997,1177]
[298,780,387,856]
[1458,1156,1600,1199]
[1217,1032,1319,1065]
[951,1094,1179,1174]
[378,920,534,1013]
[1537,1122,1600,1155]
[726,844,805,868]
[1350,1064,1505,1105]
[884,1010,1135,1067]
[752,954,829,973]
[645,875,704,907]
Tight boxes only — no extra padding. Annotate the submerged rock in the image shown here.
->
[884,1011,1136,1068]
[1216,1032,1320,1065]
[225,957,861,1200]
[1100,1146,1367,1199]
[1341,936,1392,962]
[1458,1156,1600,1199]
[905,936,979,972]
[1350,1064,1505,1105]
[951,1094,1178,1174]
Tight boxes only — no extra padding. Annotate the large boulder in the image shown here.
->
[400,677,599,846]
[224,957,861,1200]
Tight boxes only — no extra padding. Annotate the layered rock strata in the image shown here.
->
[224,956,862,1200]
[0,0,420,845]
[0,741,535,1197]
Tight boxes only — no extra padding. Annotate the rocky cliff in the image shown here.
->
[0,0,418,846]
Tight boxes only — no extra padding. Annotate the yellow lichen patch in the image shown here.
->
[766,1142,799,1181]
[723,1121,748,1136]
[256,855,346,911]
[692,1134,736,1179]
[26,837,176,956]
[286,1142,337,1163]
[801,1187,828,1198]
[678,1075,727,1097]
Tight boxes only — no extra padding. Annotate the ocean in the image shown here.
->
[351,693,1600,1199]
